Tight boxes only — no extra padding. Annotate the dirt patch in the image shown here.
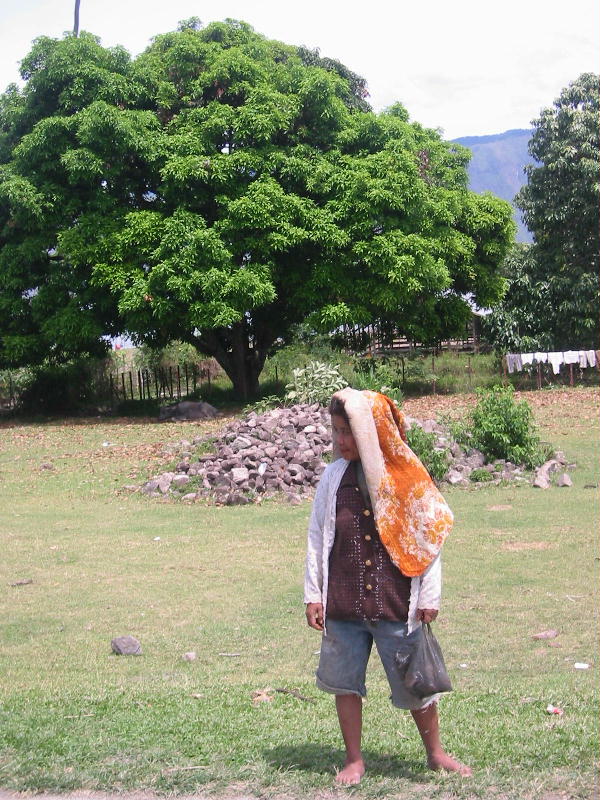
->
[487,505,513,511]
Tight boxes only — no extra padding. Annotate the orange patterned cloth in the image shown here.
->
[332,388,453,577]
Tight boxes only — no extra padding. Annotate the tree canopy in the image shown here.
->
[513,72,599,349]
[0,21,515,397]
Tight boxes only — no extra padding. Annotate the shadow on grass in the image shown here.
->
[264,742,427,781]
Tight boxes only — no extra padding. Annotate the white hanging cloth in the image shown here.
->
[563,350,579,365]
[547,352,564,375]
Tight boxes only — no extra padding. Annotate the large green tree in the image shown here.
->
[515,72,599,349]
[481,243,552,353]
[0,20,514,397]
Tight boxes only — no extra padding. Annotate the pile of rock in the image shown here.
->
[136,405,572,503]
[141,403,332,504]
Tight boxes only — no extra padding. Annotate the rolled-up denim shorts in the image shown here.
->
[316,618,437,710]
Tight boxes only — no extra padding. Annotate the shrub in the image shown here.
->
[350,358,404,403]
[406,425,449,483]
[470,467,494,483]
[16,359,109,415]
[453,385,545,468]
[284,361,348,405]
[243,395,284,415]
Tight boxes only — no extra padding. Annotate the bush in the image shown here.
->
[406,425,449,483]
[351,357,404,403]
[16,359,110,415]
[453,385,545,468]
[243,395,285,415]
[285,361,348,405]
[470,467,494,483]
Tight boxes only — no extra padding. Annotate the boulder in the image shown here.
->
[111,636,142,655]
[557,473,573,487]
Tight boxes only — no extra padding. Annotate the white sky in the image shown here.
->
[0,0,598,140]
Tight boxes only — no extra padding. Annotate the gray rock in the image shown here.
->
[172,474,190,488]
[159,401,218,421]
[141,479,160,495]
[447,469,467,486]
[450,442,464,458]
[466,451,486,469]
[181,493,197,502]
[557,473,573,487]
[111,636,142,655]
[231,467,250,483]
[231,436,253,451]
[158,473,175,493]
[533,474,551,489]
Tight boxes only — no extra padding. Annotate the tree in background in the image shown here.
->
[481,243,551,353]
[514,73,599,349]
[0,20,514,398]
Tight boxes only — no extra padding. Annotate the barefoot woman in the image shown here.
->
[304,388,471,784]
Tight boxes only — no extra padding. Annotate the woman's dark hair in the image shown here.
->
[328,396,349,424]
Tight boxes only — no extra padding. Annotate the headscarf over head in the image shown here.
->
[331,387,452,577]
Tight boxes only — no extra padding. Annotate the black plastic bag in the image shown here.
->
[396,623,453,698]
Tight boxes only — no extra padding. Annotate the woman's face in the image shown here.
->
[331,413,360,461]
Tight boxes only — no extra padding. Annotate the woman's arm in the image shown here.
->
[416,553,442,621]
[303,468,331,605]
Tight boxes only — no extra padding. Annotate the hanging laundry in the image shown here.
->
[506,354,522,373]
[534,352,548,363]
[563,351,579,365]
[586,350,596,368]
[578,351,588,368]
[521,353,534,366]
[547,352,564,375]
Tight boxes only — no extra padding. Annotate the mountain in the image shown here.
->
[452,129,534,242]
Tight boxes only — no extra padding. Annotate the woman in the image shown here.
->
[304,388,471,784]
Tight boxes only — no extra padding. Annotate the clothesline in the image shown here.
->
[505,349,598,375]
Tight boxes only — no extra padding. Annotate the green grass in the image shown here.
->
[0,390,598,799]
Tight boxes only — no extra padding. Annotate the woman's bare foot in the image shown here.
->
[334,758,366,785]
[428,752,472,776]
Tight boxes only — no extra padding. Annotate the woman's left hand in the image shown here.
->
[417,608,438,624]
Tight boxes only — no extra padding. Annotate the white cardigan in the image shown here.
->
[304,458,442,633]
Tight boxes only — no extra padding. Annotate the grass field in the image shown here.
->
[0,388,598,800]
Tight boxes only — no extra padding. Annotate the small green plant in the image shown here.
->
[406,425,449,483]
[379,385,404,405]
[453,385,545,468]
[284,361,348,405]
[470,467,494,482]
[243,395,284,415]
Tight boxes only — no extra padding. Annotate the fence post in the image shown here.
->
[185,364,189,397]
[129,371,134,400]
[177,365,181,399]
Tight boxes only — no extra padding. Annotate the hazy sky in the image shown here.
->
[0,0,598,139]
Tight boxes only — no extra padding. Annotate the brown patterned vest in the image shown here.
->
[326,461,412,621]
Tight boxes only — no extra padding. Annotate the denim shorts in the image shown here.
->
[316,618,437,710]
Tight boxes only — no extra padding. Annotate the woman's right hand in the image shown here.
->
[305,602,324,631]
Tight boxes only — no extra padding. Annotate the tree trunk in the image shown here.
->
[192,321,273,401]
[73,0,81,36]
